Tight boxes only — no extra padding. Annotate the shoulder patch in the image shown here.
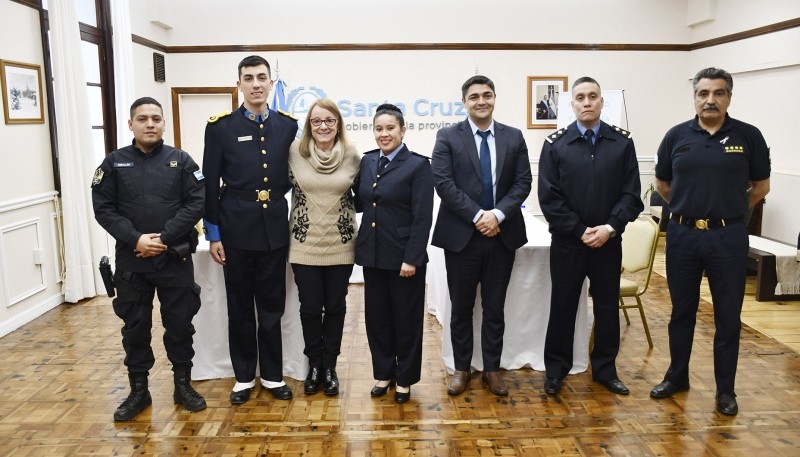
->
[277,109,298,121]
[611,125,633,139]
[91,167,104,187]
[207,111,231,123]
[544,128,567,144]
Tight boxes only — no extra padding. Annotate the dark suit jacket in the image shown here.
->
[431,119,532,252]
[355,146,434,270]
[202,105,298,251]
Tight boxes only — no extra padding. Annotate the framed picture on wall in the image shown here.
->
[1,60,45,124]
[527,76,568,129]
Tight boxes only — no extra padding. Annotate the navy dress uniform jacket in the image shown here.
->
[431,119,532,253]
[355,146,434,270]
[538,121,643,241]
[203,105,298,251]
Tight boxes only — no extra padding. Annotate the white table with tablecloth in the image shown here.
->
[191,210,590,381]
[426,212,591,374]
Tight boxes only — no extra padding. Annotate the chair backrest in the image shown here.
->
[621,215,659,278]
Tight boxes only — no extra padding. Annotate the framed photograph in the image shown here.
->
[527,76,568,129]
[1,60,45,124]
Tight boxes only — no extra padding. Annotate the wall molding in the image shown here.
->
[0,293,63,339]
[0,191,59,214]
[170,87,239,149]
[0,218,46,307]
[131,18,800,54]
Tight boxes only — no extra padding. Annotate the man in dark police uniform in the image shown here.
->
[538,76,643,397]
[202,55,298,404]
[92,96,206,421]
[651,67,771,416]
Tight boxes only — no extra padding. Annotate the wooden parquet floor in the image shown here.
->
[1,247,800,456]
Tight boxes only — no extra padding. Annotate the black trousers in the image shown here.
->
[663,219,748,394]
[445,234,515,372]
[223,246,287,383]
[112,261,201,374]
[544,237,622,381]
[291,263,353,369]
[363,265,426,387]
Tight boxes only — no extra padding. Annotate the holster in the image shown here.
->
[99,256,115,297]
[168,229,199,261]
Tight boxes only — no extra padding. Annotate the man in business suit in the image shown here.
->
[432,75,532,396]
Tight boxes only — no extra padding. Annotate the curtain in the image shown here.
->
[49,0,109,302]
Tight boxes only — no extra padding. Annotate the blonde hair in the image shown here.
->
[298,98,348,157]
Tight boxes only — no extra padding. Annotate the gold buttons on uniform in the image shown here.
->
[259,124,264,129]
[371,222,375,227]
[263,203,268,208]
[262,150,266,155]
[260,137,265,142]
[372,183,377,188]
[372,202,376,207]
[263,177,268,183]
[262,164,267,169]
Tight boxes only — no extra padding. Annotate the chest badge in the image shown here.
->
[169,161,178,167]
[238,135,253,142]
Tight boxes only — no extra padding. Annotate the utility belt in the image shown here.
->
[222,186,272,202]
[672,214,741,230]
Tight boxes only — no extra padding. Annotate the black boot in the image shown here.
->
[173,366,207,412]
[114,373,152,422]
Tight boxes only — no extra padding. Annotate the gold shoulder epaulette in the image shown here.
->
[277,109,298,121]
[207,111,231,123]
[545,128,567,144]
[611,125,633,139]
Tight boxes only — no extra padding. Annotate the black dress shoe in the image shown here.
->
[323,369,339,396]
[594,378,630,395]
[267,385,293,400]
[395,387,410,404]
[650,380,690,399]
[304,367,322,395]
[230,388,252,405]
[716,393,738,416]
[544,377,563,395]
[370,380,394,397]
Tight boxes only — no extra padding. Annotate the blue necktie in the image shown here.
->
[477,130,494,210]
[585,129,595,155]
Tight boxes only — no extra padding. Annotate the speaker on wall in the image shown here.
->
[153,53,166,82]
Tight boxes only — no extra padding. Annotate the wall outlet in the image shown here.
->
[33,249,44,265]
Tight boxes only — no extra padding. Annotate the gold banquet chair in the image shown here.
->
[618,215,659,348]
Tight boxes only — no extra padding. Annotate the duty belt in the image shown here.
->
[672,214,741,230]
[224,188,271,202]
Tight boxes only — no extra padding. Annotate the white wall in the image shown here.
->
[0,1,63,337]
[135,0,691,46]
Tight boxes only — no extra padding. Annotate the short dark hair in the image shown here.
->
[572,76,601,91]
[238,55,271,78]
[461,75,495,99]
[692,67,733,94]
[129,97,162,118]
[373,103,405,127]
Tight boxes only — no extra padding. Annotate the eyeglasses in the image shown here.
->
[309,118,337,127]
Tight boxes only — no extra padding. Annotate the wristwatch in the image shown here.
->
[605,224,616,238]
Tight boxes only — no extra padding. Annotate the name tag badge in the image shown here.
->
[238,135,253,142]
[113,162,134,168]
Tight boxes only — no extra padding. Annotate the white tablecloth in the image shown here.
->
[190,242,308,381]
[426,213,590,374]
[749,235,800,295]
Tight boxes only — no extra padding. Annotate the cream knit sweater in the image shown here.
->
[288,139,360,265]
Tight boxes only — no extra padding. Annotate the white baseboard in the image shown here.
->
[0,293,64,338]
